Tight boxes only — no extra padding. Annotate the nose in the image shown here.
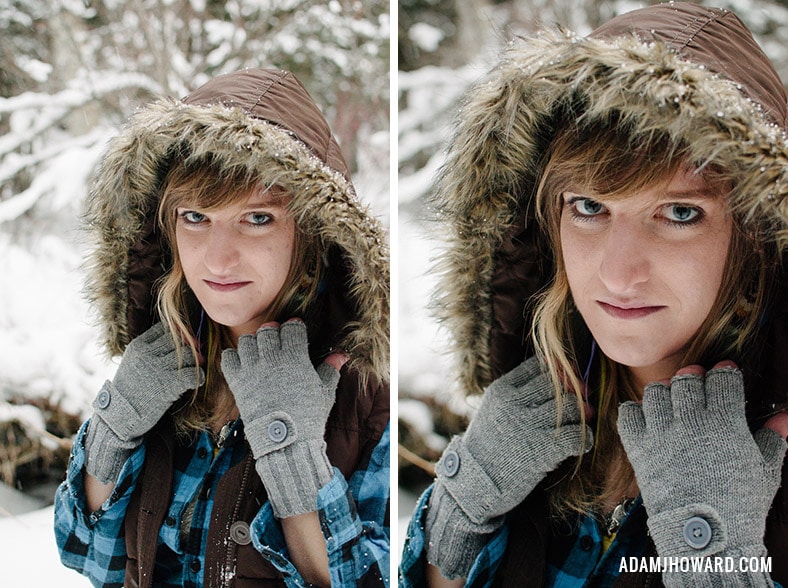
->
[203,225,240,274]
[597,222,650,294]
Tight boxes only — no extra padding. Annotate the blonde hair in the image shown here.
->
[531,119,775,517]
[155,157,325,434]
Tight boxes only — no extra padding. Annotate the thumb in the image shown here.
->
[316,353,346,392]
[753,426,788,474]
[764,411,788,440]
[323,351,349,373]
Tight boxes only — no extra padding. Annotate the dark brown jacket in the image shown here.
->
[428,2,788,584]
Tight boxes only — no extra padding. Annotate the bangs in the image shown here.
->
[160,161,268,214]
[535,117,734,233]
[540,121,689,203]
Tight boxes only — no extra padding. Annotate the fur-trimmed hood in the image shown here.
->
[431,3,788,403]
[83,68,388,382]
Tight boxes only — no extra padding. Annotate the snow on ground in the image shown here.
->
[0,506,91,586]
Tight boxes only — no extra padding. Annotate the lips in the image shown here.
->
[597,301,665,319]
[204,280,252,292]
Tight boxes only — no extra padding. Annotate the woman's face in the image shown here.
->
[559,168,733,387]
[175,187,296,340]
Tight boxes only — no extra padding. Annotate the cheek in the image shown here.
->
[255,224,296,283]
[666,223,732,318]
[174,231,200,282]
[559,222,594,296]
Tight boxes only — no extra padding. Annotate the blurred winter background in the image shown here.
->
[397,0,788,568]
[4,0,788,583]
[0,0,388,583]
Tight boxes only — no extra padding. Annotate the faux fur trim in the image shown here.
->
[432,28,788,396]
[83,98,389,381]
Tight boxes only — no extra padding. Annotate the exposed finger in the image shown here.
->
[673,364,705,377]
[704,366,746,416]
[323,351,349,372]
[763,411,788,440]
[711,359,738,370]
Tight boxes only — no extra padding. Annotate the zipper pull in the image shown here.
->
[216,421,234,449]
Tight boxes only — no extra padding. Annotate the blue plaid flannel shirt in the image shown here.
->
[55,419,390,587]
[399,486,648,588]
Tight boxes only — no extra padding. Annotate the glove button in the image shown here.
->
[97,389,111,410]
[442,449,460,477]
[683,516,712,549]
[267,420,288,443]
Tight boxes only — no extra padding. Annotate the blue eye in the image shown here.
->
[180,210,206,224]
[246,212,272,226]
[572,198,605,217]
[664,205,701,224]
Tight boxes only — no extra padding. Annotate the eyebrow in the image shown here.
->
[662,189,717,200]
[245,188,291,208]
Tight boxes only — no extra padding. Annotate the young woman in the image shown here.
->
[54,68,390,587]
[400,4,788,587]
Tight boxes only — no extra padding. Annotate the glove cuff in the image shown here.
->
[84,415,140,484]
[425,482,503,579]
[243,411,305,458]
[436,436,506,524]
[92,380,145,442]
[648,503,728,558]
[254,438,333,518]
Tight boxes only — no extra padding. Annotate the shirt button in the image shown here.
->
[579,535,594,551]
[230,521,252,545]
[197,447,208,459]
[96,389,111,409]
[441,449,460,477]
[165,516,176,527]
[267,420,288,443]
[683,516,712,549]
[189,559,201,572]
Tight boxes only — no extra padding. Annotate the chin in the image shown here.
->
[202,309,244,329]
[595,340,661,369]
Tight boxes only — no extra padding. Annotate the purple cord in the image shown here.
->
[195,308,206,342]
[582,340,597,400]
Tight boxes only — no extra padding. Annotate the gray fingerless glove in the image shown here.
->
[220,320,340,519]
[426,356,590,579]
[85,322,203,484]
[617,367,787,588]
